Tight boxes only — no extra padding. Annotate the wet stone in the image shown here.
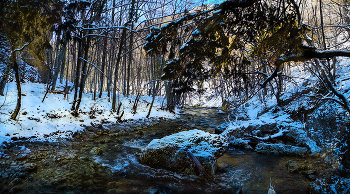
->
[307,174,317,181]
[107,181,124,188]
[9,178,22,186]
[16,172,26,178]
[23,163,37,172]
[286,160,304,173]
[8,186,23,194]
[15,154,28,161]
[107,188,124,194]
[90,147,103,155]
[1,172,9,179]
[255,143,309,156]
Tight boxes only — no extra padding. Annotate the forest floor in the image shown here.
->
[0,81,178,146]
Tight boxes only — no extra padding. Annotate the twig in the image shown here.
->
[79,57,120,92]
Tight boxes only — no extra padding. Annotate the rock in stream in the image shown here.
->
[139,129,229,176]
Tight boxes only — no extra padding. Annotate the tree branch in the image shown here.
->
[12,40,33,54]
[303,46,350,59]
[260,45,350,88]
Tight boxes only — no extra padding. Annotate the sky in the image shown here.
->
[204,0,226,4]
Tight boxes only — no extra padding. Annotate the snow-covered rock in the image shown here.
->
[218,110,225,114]
[221,120,320,155]
[255,143,309,156]
[139,129,228,175]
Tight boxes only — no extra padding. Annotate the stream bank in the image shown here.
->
[0,107,340,193]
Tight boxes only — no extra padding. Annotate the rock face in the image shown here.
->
[139,129,228,175]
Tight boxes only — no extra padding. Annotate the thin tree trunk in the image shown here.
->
[107,42,114,98]
[165,81,175,112]
[150,56,154,96]
[147,80,160,118]
[65,42,69,99]
[73,32,91,116]
[71,38,83,111]
[51,32,67,91]
[127,0,136,96]
[93,67,97,100]
[112,28,127,111]
[0,61,13,96]
[11,55,21,120]
[99,31,108,98]
[59,45,67,84]
[71,41,77,84]
[123,50,127,95]
[319,0,326,50]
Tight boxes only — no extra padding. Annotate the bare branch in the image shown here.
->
[12,40,33,54]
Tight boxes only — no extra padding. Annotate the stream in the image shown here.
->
[0,107,311,193]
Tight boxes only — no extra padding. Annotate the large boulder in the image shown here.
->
[139,129,228,176]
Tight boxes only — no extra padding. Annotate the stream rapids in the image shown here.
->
[0,107,311,193]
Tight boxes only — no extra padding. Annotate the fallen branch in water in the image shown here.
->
[186,151,217,184]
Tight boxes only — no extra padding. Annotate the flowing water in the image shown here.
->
[0,107,311,193]
[93,107,311,193]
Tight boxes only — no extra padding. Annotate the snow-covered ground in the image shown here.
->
[221,60,350,157]
[183,81,223,107]
[0,81,178,145]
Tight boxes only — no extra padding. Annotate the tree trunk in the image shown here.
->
[65,43,69,97]
[147,80,160,118]
[99,31,108,98]
[107,41,114,98]
[73,30,91,116]
[59,45,67,84]
[93,67,97,100]
[71,41,77,85]
[0,61,13,96]
[126,0,136,96]
[149,56,154,96]
[126,33,133,96]
[11,55,21,120]
[165,81,175,112]
[123,53,127,95]
[112,28,127,111]
[51,31,67,91]
[71,38,83,111]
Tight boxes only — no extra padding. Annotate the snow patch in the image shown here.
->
[0,82,178,145]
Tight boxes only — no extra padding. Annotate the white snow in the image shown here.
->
[183,81,222,107]
[0,81,178,145]
[146,129,228,156]
[220,60,350,154]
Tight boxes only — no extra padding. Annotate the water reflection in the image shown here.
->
[94,107,310,193]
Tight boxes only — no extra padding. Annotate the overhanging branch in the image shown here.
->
[303,45,350,59]
[260,45,350,87]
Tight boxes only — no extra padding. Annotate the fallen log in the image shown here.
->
[187,151,217,184]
